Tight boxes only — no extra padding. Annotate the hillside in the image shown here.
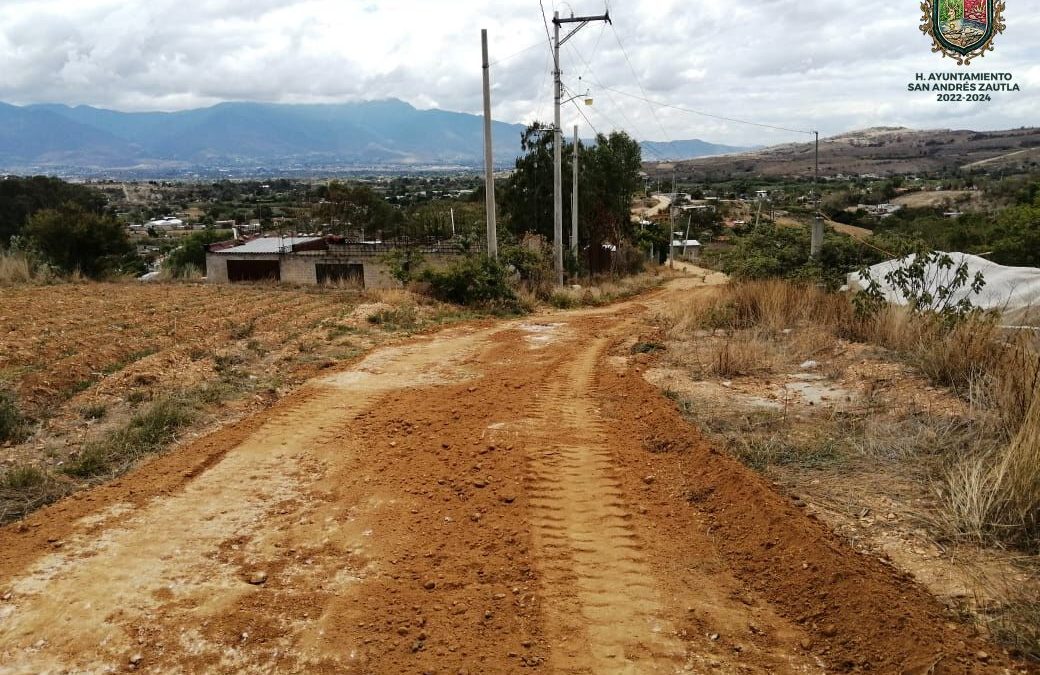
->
[640,138,751,162]
[647,126,1040,179]
[0,100,745,173]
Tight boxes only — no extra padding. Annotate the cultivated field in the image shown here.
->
[0,282,470,522]
[1,283,363,412]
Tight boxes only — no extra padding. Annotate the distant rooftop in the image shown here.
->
[212,236,324,254]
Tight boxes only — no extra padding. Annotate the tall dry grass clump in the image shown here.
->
[0,250,34,283]
[710,335,777,377]
[721,279,851,333]
[940,389,1040,551]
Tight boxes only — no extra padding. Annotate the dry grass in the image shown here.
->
[546,272,668,310]
[365,288,416,305]
[940,396,1040,552]
[662,278,1040,657]
[0,250,35,283]
[667,279,1040,552]
[709,334,777,377]
[0,465,71,523]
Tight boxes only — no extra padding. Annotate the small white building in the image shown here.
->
[145,217,185,230]
[670,239,702,260]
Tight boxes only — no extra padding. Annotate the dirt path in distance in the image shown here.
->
[0,276,1027,674]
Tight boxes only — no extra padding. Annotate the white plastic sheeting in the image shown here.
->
[847,252,1040,323]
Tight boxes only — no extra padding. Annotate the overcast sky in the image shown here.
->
[0,0,1036,147]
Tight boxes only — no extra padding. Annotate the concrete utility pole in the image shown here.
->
[669,170,676,268]
[571,124,579,259]
[481,29,498,258]
[553,9,610,285]
[810,130,823,259]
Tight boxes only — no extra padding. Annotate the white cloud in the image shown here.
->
[0,0,1035,146]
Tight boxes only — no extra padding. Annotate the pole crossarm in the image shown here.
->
[554,14,610,46]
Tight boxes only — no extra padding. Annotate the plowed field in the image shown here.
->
[0,283,361,412]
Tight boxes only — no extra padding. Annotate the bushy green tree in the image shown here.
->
[499,123,643,274]
[316,182,402,239]
[723,222,882,288]
[498,123,561,242]
[0,177,106,246]
[990,205,1040,267]
[24,203,141,278]
[164,230,233,276]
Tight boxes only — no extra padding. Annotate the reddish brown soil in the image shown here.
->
[0,283,360,412]
[0,281,1030,673]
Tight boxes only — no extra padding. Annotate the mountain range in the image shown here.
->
[0,99,749,174]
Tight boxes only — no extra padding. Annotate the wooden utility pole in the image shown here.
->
[552,9,611,285]
[481,29,498,258]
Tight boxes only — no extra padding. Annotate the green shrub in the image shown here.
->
[421,255,520,310]
[367,305,419,330]
[548,289,579,309]
[80,403,107,421]
[2,465,47,490]
[383,248,426,285]
[23,203,142,278]
[65,398,195,478]
[0,388,26,442]
[164,230,232,276]
[502,242,553,295]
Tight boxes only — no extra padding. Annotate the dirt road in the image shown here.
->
[0,277,1020,673]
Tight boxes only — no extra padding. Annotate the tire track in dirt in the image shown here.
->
[524,335,687,672]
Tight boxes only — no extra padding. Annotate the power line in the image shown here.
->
[609,25,671,142]
[533,50,551,121]
[538,1,555,60]
[569,98,600,138]
[598,84,815,136]
[563,83,671,163]
[576,22,606,80]
[489,39,545,66]
[562,42,668,160]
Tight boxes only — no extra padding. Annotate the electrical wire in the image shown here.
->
[489,39,545,67]
[577,22,606,81]
[537,1,667,162]
[538,0,556,62]
[533,49,551,122]
[598,85,815,136]
[609,25,671,142]
[569,98,600,138]
[563,43,668,161]
[563,82,670,162]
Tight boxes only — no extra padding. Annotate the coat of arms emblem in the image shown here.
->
[920,0,1006,65]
